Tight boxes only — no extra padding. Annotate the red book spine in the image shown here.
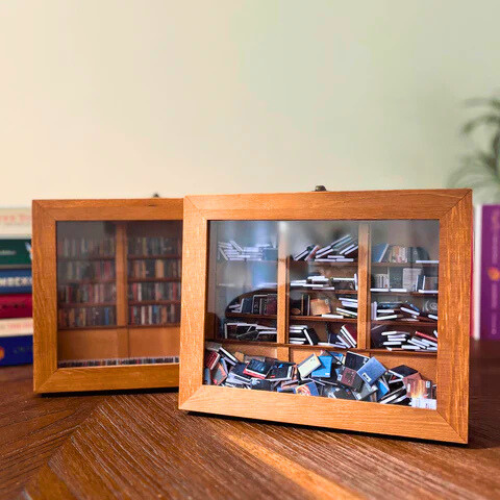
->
[0,294,32,319]
[414,331,438,342]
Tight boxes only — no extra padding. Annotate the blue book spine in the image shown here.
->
[0,269,32,295]
[0,335,33,366]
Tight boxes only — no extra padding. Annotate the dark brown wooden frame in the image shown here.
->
[179,189,472,443]
[33,199,183,393]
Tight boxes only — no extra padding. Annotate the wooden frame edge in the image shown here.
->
[178,189,473,443]
[33,198,183,221]
[184,189,469,220]
[179,197,207,407]
[35,364,179,394]
[33,200,58,392]
[436,191,472,443]
[32,198,184,393]
[179,386,466,444]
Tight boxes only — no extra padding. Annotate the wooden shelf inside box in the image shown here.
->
[289,288,357,294]
[371,291,438,297]
[58,256,115,261]
[217,339,436,356]
[128,323,180,328]
[58,279,116,285]
[128,300,181,306]
[58,302,116,308]
[290,261,358,266]
[371,262,438,268]
[220,339,277,347]
[58,325,117,331]
[127,254,181,260]
[371,320,437,327]
[225,313,276,320]
[217,260,277,265]
[369,348,437,356]
[291,316,357,323]
[58,324,180,362]
[286,344,436,356]
[128,277,181,283]
[224,313,356,323]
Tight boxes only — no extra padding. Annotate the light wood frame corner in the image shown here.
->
[178,189,472,443]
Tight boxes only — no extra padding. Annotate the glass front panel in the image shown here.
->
[127,221,182,327]
[206,221,278,342]
[56,220,182,368]
[283,221,359,348]
[57,222,117,330]
[203,220,438,411]
[370,220,439,356]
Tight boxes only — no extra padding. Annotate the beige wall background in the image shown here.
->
[1,1,500,204]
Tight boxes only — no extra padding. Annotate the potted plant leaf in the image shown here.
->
[449,96,500,203]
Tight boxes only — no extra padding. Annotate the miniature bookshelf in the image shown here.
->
[179,190,472,443]
[206,220,439,378]
[33,199,183,393]
[56,220,182,366]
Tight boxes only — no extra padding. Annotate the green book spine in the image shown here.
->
[0,239,32,267]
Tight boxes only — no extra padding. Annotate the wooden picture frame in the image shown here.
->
[33,199,183,393]
[179,190,472,443]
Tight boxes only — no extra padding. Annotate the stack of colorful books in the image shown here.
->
[0,208,33,366]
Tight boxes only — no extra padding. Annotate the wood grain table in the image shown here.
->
[1,340,499,499]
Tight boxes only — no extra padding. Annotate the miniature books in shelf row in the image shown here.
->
[57,234,182,329]
[293,234,359,262]
[218,233,359,263]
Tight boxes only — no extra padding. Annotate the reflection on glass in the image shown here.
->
[370,221,439,355]
[283,221,359,348]
[57,222,117,329]
[127,221,182,326]
[207,221,278,342]
[56,220,182,368]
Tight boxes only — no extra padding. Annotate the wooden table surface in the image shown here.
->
[1,340,499,500]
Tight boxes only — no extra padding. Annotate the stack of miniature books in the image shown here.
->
[293,234,358,262]
[204,342,437,409]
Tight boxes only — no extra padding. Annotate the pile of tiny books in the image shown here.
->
[293,234,358,262]
[204,343,437,409]
[222,321,277,341]
[288,324,357,348]
[372,300,438,323]
[218,240,278,261]
[373,328,438,352]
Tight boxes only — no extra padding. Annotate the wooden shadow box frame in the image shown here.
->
[33,199,183,393]
[179,189,472,443]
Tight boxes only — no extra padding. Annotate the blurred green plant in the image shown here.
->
[449,96,500,202]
